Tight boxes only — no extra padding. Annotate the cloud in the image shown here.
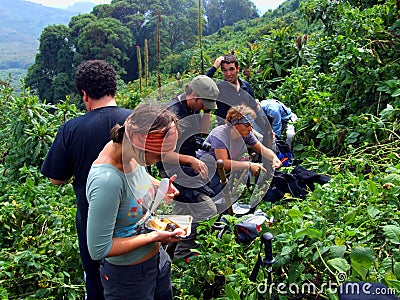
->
[26,0,111,9]
[252,0,284,10]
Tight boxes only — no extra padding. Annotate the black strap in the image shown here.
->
[249,251,262,282]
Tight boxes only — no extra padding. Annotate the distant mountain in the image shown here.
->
[66,1,98,13]
[0,0,95,71]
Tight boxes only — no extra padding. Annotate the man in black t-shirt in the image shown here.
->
[41,60,131,300]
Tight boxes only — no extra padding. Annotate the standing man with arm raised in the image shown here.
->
[206,53,259,125]
[207,52,275,162]
[40,60,132,299]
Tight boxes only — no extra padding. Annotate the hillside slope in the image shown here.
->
[0,0,78,69]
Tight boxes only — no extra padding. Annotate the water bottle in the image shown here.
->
[286,124,295,149]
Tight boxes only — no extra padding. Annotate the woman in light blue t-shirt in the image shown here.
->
[86,103,184,300]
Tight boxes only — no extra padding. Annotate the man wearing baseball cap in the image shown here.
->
[158,75,219,176]
[156,75,220,258]
[188,75,219,111]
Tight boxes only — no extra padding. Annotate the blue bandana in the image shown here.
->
[230,114,255,125]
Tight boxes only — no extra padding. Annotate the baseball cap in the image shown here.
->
[189,75,219,110]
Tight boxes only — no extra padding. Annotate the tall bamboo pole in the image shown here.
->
[136,45,142,92]
[144,39,149,87]
[198,0,204,74]
[157,9,162,94]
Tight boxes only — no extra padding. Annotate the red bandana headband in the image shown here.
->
[130,122,178,154]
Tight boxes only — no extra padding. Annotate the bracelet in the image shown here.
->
[248,161,251,170]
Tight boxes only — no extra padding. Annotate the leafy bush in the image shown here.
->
[0,166,84,299]
[172,159,400,299]
[0,83,84,299]
[0,83,80,182]
[1,1,399,299]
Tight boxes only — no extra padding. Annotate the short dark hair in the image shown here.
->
[222,52,238,68]
[75,60,117,100]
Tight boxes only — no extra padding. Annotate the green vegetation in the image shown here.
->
[24,0,259,104]
[0,0,399,299]
[0,70,27,92]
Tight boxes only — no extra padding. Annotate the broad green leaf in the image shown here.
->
[386,279,400,293]
[367,206,380,218]
[383,225,400,244]
[274,62,282,76]
[275,233,292,242]
[25,177,35,190]
[383,174,400,186]
[391,89,400,97]
[225,284,241,300]
[350,247,374,264]
[293,144,304,151]
[327,257,350,273]
[0,287,8,300]
[281,245,294,256]
[344,210,357,224]
[330,245,347,258]
[34,288,50,298]
[295,227,322,240]
[350,247,374,280]
[288,207,303,219]
[348,131,360,139]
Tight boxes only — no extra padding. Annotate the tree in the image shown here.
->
[68,14,97,49]
[93,1,145,40]
[75,17,133,77]
[204,0,259,34]
[160,0,199,52]
[204,0,223,35]
[223,0,259,27]
[25,25,74,103]
[25,0,262,103]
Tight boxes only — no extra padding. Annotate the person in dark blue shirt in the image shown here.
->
[41,60,131,300]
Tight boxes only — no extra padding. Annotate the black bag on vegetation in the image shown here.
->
[235,211,269,244]
[263,171,306,202]
[291,165,331,190]
[263,165,331,203]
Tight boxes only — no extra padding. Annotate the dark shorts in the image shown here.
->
[100,247,172,300]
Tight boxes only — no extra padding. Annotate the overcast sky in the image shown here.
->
[26,0,285,14]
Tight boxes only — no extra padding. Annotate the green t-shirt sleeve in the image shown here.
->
[86,167,123,260]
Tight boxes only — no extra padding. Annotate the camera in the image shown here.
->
[190,135,211,152]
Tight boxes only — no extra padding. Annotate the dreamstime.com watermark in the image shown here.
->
[257,272,397,296]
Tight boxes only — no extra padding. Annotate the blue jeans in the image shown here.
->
[99,248,172,300]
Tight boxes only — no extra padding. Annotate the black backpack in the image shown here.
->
[263,166,331,202]
[263,171,307,202]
